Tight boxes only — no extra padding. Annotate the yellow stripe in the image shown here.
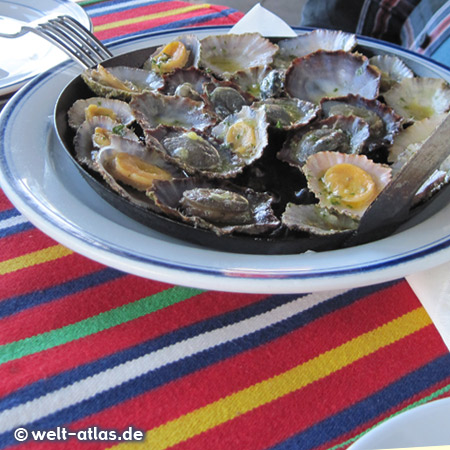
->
[111,307,431,450]
[0,245,73,275]
[93,4,211,33]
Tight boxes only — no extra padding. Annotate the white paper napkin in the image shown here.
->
[229,3,297,37]
[407,262,450,350]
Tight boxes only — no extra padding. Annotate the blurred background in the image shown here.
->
[188,0,307,26]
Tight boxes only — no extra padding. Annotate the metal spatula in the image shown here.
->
[344,113,450,247]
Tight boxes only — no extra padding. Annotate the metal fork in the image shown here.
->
[0,15,113,68]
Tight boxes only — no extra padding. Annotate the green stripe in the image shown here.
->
[330,382,450,450]
[0,286,203,365]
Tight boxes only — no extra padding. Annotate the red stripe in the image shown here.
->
[0,275,170,345]
[91,1,202,26]
[0,290,266,396]
[0,253,106,300]
[0,191,13,212]
[58,283,428,433]
[94,7,234,41]
[0,228,59,262]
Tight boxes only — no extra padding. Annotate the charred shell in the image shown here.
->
[285,50,381,104]
[150,178,280,235]
[278,115,370,170]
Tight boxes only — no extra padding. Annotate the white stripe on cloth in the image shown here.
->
[0,214,28,231]
[81,0,162,16]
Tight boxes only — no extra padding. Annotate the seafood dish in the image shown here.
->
[60,30,450,253]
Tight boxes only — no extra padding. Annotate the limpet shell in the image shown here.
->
[253,97,319,131]
[143,34,201,73]
[383,77,450,121]
[68,97,135,130]
[369,55,414,91]
[275,29,357,68]
[229,66,284,100]
[303,151,392,218]
[159,67,213,99]
[199,33,279,78]
[320,94,403,151]
[81,64,163,100]
[150,178,280,236]
[285,50,381,104]
[73,116,139,170]
[130,91,216,131]
[202,81,253,119]
[93,135,184,210]
[145,127,247,179]
[282,203,359,235]
[211,105,269,166]
[388,114,448,165]
[277,116,370,170]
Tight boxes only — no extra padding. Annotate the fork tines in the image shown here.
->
[31,15,113,68]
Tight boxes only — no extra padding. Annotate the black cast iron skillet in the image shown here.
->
[53,40,450,255]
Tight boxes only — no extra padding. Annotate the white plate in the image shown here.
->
[0,0,91,95]
[349,397,450,449]
[1,27,450,294]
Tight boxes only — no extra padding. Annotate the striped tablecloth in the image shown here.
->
[1,1,450,449]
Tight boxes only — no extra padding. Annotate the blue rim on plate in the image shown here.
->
[0,26,449,293]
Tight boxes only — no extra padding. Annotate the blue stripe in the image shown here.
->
[0,281,398,440]
[84,0,165,17]
[0,221,34,239]
[0,209,21,221]
[269,354,450,450]
[0,268,125,320]
[100,9,238,44]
